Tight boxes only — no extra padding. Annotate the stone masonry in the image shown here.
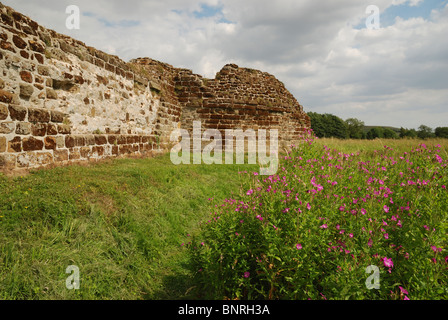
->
[0,3,310,173]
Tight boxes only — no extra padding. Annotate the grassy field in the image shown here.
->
[0,153,258,299]
[0,138,447,300]
[315,137,448,155]
[186,137,448,300]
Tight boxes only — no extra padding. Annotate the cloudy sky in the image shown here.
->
[3,0,448,129]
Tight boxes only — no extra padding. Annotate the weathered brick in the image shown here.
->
[1,13,14,26]
[46,88,57,99]
[19,83,34,98]
[92,146,104,156]
[44,136,56,150]
[94,58,105,69]
[37,65,50,76]
[0,40,15,52]
[80,146,91,158]
[28,40,45,53]
[0,89,14,104]
[50,110,65,123]
[119,145,131,155]
[125,72,133,80]
[107,135,117,145]
[15,122,31,135]
[85,135,95,146]
[12,35,27,49]
[0,121,15,134]
[11,11,23,22]
[55,136,65,148]
[17,152,52,168]
[74,75,85,84]
[73,135,85,147]
[117,135,127,145]
[69,148,81,160]
[54,149,69,162]
[94,134,107,145]
[31,123,47,136]
[0,154,16,168]
[58,124,71,134]
[34,53,44,64]
[65,136,75,148]
[126,136,137,144]
[105,63,115,73]
[0,136,6,152]
[46,123,58,135]
[0,103,8,120]
[8,136,22,152]
[28,108,50,123]
[29,20,39,31]
[22,137,44,151]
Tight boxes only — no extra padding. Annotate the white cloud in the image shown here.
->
[2,0,447,129]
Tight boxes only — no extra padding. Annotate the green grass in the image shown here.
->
[314,137,448,155]
[0,153,258,300]
[1,138,447,300]
[185,137,448,300]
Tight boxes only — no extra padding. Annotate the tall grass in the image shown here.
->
[0,153,258,299]
[1,138,447,300]
[186,136,448,299]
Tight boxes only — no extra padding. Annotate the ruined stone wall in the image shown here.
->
[0,3,310,173]
[0,3,178,172]
[173,64,311,150]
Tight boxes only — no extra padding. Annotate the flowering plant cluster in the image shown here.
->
[185,132,447,300]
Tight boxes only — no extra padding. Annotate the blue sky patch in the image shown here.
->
[193,3,223,18]
[354,0,447,29]
[82,11,140,28]
[193,3,234,23]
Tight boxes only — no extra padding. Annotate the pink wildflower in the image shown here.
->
[383,257,394,268]
[296,243,303,250]
[399,286,408,295]
[320,224,328,229]
[243,272,250,278]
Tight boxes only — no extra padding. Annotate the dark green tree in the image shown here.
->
[399,127,408,138]
[307,112,326,138]
[383,128,398,139]
[366,127,384,140]
[308,112,348,139]
[435,127,448,138]
[417,125,434,139]
[345,118,365,139]
[322,114,348,139]
[400,127,418,139]
[408,129,418,138]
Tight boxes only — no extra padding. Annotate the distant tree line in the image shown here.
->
[307,112,448,140]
